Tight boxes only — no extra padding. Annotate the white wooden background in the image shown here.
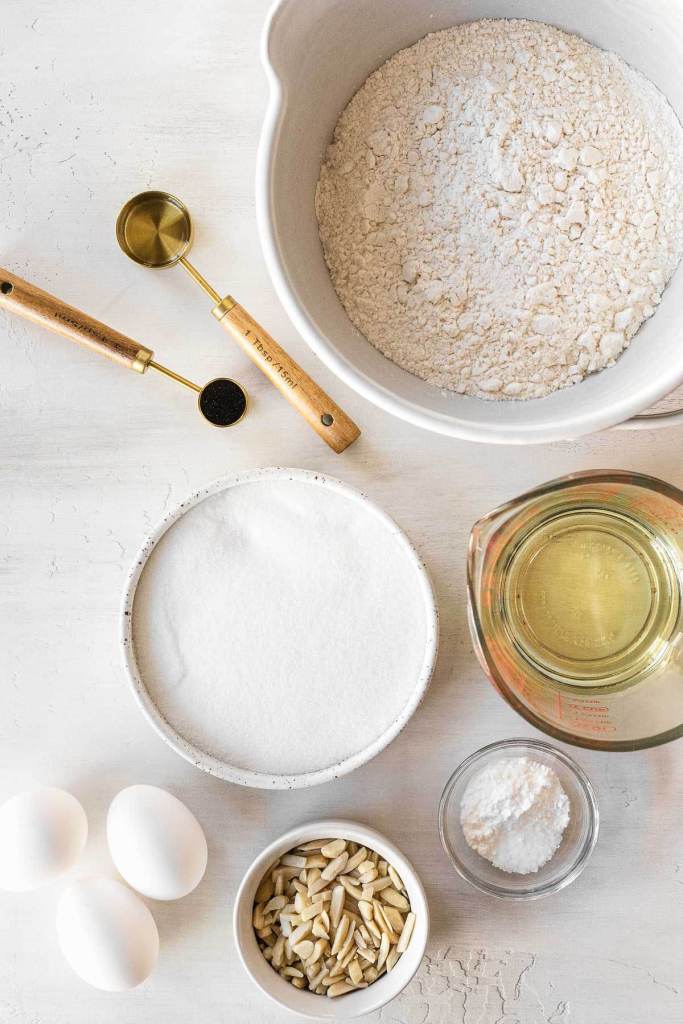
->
[1,2,682,1021]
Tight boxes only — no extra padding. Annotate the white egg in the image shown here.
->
[0,787,88,892]
[56,877,159,990]
[107,785,207,900]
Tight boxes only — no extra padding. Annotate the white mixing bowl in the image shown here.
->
[257,0,683,443]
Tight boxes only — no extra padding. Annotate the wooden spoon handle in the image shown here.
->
[0,266,152,372]
[213,297,361,453]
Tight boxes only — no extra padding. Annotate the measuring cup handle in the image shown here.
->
[0,266,153,373]
[213,297,361,453]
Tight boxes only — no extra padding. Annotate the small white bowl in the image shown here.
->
[233,819,429,1018]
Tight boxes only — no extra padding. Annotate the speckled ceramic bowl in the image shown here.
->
[120,468,438,789]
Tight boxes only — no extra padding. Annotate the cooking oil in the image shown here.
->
[486,503,681,688]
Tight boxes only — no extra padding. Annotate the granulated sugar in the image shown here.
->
[131,475,433,778]
[316,19,683,400]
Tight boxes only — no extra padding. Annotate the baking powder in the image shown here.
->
[460,757,570,874]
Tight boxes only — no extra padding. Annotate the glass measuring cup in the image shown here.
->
[468,470,683,750]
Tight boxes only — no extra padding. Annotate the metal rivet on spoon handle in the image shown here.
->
[116,190,361,453]
[0,266,248,427]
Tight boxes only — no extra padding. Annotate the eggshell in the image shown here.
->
[56,877,159,990]
[107,785,207,900]
[0,787,88,892]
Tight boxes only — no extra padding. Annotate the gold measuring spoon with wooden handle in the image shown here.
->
[116,191,361,454]
[0,266,249,427]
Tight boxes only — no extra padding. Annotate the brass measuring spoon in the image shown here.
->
[0,267,248,427]
[116,191,361,454]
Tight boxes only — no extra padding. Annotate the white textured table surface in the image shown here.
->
[1,3,682,1022]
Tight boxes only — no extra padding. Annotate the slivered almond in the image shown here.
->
[358,867,378,885]
[339,945,357,971]
[281,966,303,978]
[308,875,329,898]
[377,932,390,972]
[292,940,314,960]
[305,854,328,869]
[330,885,345,929]
[281,854,307,869]
[383,906,405,934]
[345,847,367,873]
[396,912,415,954]
[272,935,285,968]
[327,981,355,998]
[386,947,400,973]
[301,900,323,921]
[322,972,345,987]
[289,921,312,947]
[388,866,404,891]
[339,875,363,900]
[380,887,410,911]
[255,875,275,903]
[358,900,374,922]
[336,921,356,962]
[321,852,349,881]
[294,891,310,914]
[365,875,393,894]
[321,839,347,859]
[348,958,363,985]
[331,914,350,955]
[307,939,327,967]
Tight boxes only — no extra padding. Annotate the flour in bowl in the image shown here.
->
[130,474,434,780]
[316,19,683,400]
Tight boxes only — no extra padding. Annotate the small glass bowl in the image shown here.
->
[438,738,599,900]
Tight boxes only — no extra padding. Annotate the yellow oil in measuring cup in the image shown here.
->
[468,471,683,750]
[496,505,680,688]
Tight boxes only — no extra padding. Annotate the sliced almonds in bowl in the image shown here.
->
[252,837,417,998]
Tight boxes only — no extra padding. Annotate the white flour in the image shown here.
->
[131,476,431,777]
[460,757,570,874]
[316,20,683,399]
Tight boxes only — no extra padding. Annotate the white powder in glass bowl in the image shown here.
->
[128,472,436,783]
[460,757,570,874]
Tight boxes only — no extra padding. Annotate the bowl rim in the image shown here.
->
[256,0,683,444]
[233,818,430,1018]
[120,467,438,790]
[438,737,600,900]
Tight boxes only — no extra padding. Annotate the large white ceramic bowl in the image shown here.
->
[257,0,683,443]
[234,819,429,1018]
